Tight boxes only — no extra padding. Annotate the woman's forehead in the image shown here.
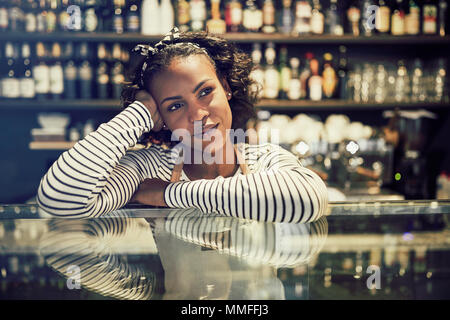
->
[166,54,217,76]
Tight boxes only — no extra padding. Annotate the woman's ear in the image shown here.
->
[220,76,232,100]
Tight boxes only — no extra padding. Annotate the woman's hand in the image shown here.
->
[135,90,165,132]
[130,178,170,207]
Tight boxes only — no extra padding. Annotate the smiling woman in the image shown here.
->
[36,28,329,223]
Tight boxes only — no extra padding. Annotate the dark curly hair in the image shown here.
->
[121,31,260,148]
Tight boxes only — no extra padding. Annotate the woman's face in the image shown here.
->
[149,54,233,153]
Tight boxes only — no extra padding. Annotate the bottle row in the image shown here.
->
[0,41,129,99]
[0,0,447,37]
[250,43,448,102]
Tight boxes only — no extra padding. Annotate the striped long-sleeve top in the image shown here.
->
[37,101,328,222]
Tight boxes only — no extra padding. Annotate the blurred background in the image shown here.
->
[0,0,449,203]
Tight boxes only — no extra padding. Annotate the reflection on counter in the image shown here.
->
[1,203,450,300]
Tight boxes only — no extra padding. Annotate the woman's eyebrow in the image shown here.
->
[192,79,213,94]
[160,79,213,106]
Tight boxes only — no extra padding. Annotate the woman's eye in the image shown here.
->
[168,103,183,112]
[199,87,213,97]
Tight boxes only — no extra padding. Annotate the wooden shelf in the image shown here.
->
[3,99,449,112]
[0,32,449,45]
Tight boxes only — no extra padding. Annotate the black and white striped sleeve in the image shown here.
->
[36,101,160,218]
[164,144,329,223]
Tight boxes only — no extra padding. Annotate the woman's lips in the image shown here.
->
[193,123,219,138]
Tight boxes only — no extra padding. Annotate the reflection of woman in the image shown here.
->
[39,208,327,300]
[36,28,328,222]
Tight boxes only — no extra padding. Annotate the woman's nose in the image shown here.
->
[188,102,209,124]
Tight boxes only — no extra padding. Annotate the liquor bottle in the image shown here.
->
[19,43,35,99]
[325,0,343,35]
[160,0,175,34]
[391,0,406,36]
[395,60,409,102]
[9,0,24,32]
[141,0,159,35]
[263,42,279,99]
[422,0,438,35]
[0,0,8,32]
[439,0,447,36]
[278,0,294,35]
[112,0,124,34]
[322,53,337,99]
[84,0,99,32]
[24,0,37,33]
[207,0,226,34]
[262,0,276,33]
[374,63,388,103]
[33,42,50,100]
[405,0,420,35]
[46,0,58,33]
[337,45,348,100]
[225,0,243,32]
[411,58,426,102]
[96,59,109,99]
[288,57,301,100]
[177,0,190,32]
[376,0,391,34]
[36,0,47,33]
[190,0,206,32]
[78,42,93,99]
[59,0,70,31]
[111,43,123,99]
[249,43,265,98]
[63,58,77,99]
[433,58,447,102]
[299,52,313,99]
[310,0,324,35]
[278,46,290,99]
[243,0,262,33]
[361,0,375,36]
[49,43,64,99]
[125,1,139,32]
[308,58,322,101]
[97,0,112,32]
[2,42,20,98]
[293,0,312,35]
[346,0,361,36]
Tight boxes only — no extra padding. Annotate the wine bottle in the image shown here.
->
[9,0,25,32]
[78,42,92,99]
[24,0,37,33]
[96,60,109,99]
[36,0,46,33]
[310,0,324,35]
[0,0,8,32]
[177,0,190,32]
[242,0,262,33]
[391,0,406,36]
[325,0,344,35]
[225,0,242,32]
[160,0,175,34]
[111,43,123,99]
[112,0,124,34]
[207,0,226,34]
[405,0,420,35]
[190,0,206,32]
[84,0,98,32]
[33,42,50,100]
[278,0,294,35]
[322,53,337,99]
[337,45,348,100]
[262,0,276,34]
[439,0,447,36]
[249,43,265,99]
[46,0,57,33]
[2,42,20,98]
[288,57,301,100]
[19,42,35,99]
[126,1,140,33]
[347,0,361,36]
[49,42,64,99]
[376,0,391,34]
[278,46,290,99]
[141,0,159,35]
[293,0,312,35]
[423,0,438,35]
[263,42,279,99]
[308,58,322,101]
[58,0,70,31]
[299,52,313,99]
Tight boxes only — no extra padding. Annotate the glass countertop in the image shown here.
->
[1,200,449,300]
